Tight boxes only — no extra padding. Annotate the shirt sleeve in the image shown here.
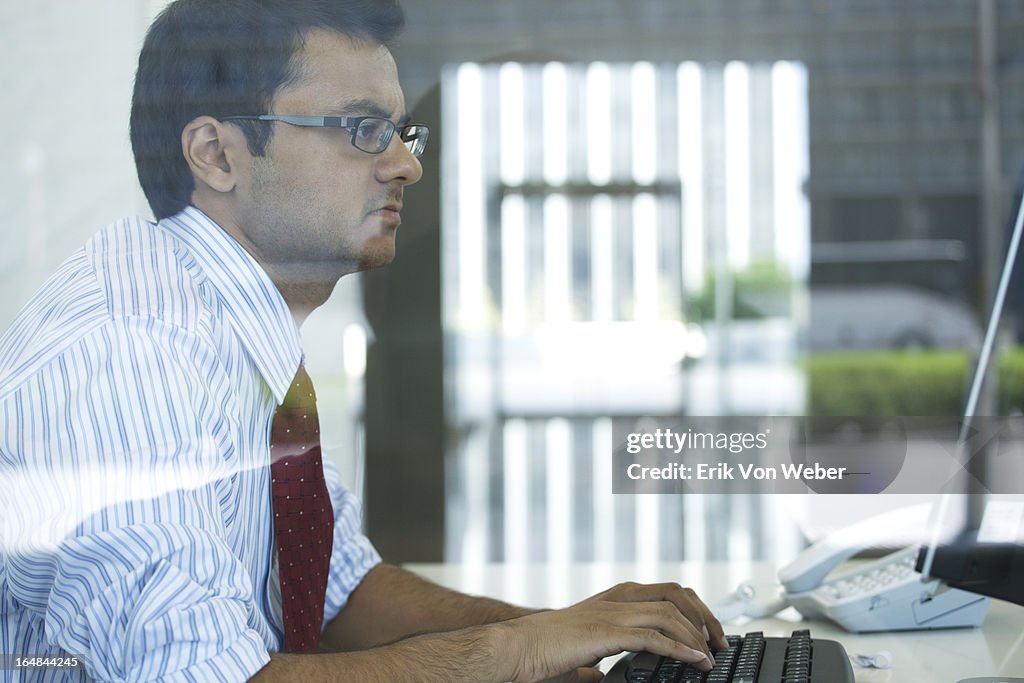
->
[321,460,382,625]
[0,317,269,682]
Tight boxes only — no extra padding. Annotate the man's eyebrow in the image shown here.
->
[329,98,407,123]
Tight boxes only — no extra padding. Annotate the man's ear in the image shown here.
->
[181,116,242,195]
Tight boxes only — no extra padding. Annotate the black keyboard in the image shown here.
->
[602,629,855,683]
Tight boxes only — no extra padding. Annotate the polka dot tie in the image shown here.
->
[270,363,334,653]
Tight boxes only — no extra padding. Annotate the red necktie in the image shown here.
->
[271,363,334,652]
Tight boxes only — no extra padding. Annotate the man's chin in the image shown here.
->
[356,236,397,271]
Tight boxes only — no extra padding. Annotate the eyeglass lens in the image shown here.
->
[352,117,428,157]
[401,125,429,158]
[354,118,393,154]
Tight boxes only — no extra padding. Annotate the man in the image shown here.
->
[0,1,726,681]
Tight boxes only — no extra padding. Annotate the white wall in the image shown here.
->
[0,1,169,329]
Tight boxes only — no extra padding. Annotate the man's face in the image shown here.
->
[236,29,423,277]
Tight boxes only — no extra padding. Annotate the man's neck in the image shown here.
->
[189,200,347,329]
[268,271,338,329]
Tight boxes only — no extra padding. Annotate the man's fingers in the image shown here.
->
[599,582,729,651]
[670,585,728,651]
[702,606,729,650]
[609,600,712,662]
[665,585,727,651]
[620,628,713,672]
[508,597,724,682]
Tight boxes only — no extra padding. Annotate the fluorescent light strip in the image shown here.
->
[678,62,704,294]
[631,62,657,185]
[503,419,529,564]
[592,418,615,563]
[636,494,661,573]
[542,62,568,185]
[544,194,572,323]
[771,61,810,281]
[456,63,486,331]
[461,429,490,571]
[440,64,460,333]
[632,193,659,321]
[546,418,572,564]
[499,62,525,187]
[501,195,527,334]
[590,195,615,323]
[683,485,707,561]
[586,63,612,186]
[724,61,751,270]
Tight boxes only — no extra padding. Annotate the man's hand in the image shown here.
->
[256,578,727,682]
[497,581,727,683]
[578,582,729,651]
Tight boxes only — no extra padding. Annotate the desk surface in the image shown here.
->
[404,561,1024,682]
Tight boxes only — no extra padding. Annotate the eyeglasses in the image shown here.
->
[221,115,430,158]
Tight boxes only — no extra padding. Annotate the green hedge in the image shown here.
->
[807,348,1024,416]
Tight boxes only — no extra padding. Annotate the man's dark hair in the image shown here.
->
[130,0,404,220]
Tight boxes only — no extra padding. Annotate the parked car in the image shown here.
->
[809,284,980,351]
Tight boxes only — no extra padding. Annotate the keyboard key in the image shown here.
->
[607,629,854,682]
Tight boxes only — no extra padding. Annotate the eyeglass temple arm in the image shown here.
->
[222,115,352,127]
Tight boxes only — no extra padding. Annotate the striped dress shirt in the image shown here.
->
[0,206,381,681]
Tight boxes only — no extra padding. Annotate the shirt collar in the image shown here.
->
[159,206,302,404]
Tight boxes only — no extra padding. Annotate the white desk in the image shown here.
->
[404,561,1024,682]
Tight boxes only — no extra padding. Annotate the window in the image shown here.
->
[441,60,810,564]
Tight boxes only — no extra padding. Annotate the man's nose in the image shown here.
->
[376,136,424,186]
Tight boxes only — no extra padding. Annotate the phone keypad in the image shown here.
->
[827,553,916,600]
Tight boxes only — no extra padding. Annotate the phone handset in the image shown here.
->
[779,502,934,593]
[778,523,883,593]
